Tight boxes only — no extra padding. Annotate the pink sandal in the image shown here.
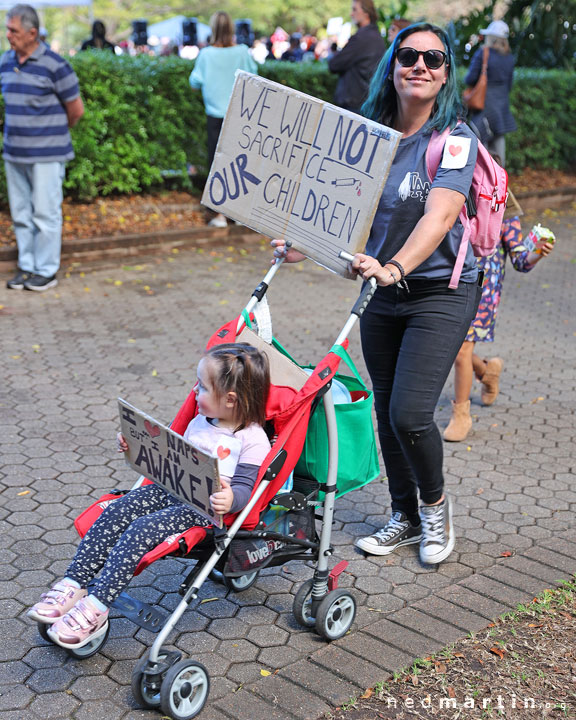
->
[27,580,87,623]
[47,596,109,649]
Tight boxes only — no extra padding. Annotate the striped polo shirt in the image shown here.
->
[0,42,80,163]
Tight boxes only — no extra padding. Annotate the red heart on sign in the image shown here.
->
[449,144,462,157]
[144,420,161,438]
[217,445,231,460]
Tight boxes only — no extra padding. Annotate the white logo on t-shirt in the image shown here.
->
[398,172,430,202]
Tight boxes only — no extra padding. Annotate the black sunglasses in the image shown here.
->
[396,47,447,70]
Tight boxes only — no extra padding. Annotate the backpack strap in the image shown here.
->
[425,126,471,289]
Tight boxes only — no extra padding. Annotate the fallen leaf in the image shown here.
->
[151,369,158,377]
[360,688,374,699]
[199,597,219,604]
[410,674,419,686]
[500,550,513,557]
[17,490,31,496]
[448,687,456,698]
[489,646,506,659]
[114,280,123,286]
[260,669,271,676]
[435,662,447,673]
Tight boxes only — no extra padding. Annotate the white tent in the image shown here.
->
[147,15,210,47]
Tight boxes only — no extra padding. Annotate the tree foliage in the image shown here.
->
[446,0,576,69]
[503,0,576,69]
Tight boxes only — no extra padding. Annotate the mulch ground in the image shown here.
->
[329,581,576,720]
[1,168,575,250]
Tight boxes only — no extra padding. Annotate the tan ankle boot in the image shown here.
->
[481,357,503,406]
[443,400,472,442]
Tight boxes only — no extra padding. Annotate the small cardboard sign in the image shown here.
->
[118,399,222,527]
[202,71,401,278]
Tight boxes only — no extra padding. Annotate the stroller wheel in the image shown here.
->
[131,650,173,709]
[315,589,356,641]
[224,570,259,592]
[160,660,210,720]
[65,620,111,659]
[292,579,316,627]
[37,621,52,643]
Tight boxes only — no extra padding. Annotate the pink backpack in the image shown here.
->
[426,127,508,289]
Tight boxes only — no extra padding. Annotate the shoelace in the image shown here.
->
[374,515,407,541]
[420,508,445,545]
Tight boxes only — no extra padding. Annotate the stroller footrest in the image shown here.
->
[111,591,167,632]
[328,560,348,591]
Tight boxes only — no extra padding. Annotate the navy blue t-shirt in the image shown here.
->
[365,123,479,283]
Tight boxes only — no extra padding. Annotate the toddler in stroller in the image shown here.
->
[28,343,272,649]
[27,260,379,719]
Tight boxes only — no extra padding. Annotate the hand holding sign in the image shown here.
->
[117,432,128,453]
[210,475,234,515]
[270,238,306,264]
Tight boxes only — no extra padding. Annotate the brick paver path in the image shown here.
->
[1,211,574,720]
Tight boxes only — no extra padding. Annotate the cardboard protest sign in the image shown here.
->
[118,399,222,527]
[202,71,401,278]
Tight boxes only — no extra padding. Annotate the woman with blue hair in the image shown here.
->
[274,23,482,565]
[350,23,483,564]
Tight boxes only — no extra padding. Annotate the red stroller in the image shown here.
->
[36,259,378,720]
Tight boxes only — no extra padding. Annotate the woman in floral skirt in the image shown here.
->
[443,215,555,442]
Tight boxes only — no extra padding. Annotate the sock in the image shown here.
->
[63,577,81,588]
[87,593,108,613]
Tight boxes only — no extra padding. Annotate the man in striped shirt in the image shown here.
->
[2,4,84,291]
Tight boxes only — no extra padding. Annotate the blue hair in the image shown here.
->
[361,22,463,133]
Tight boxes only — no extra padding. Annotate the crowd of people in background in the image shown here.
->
[33,11,408,64]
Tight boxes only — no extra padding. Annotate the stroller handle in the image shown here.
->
[338,249,377,313]
[238,257,285,332]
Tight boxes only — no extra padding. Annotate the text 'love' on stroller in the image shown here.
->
[36,258,379,719]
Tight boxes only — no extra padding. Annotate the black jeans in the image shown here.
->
[206,115,224,169]
[360,278,482,524]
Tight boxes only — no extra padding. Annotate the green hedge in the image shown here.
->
[0,55,573,203]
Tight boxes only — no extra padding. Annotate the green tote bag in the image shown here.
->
[294,344,381,498]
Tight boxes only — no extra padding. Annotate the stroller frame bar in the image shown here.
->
[148,475,273,663]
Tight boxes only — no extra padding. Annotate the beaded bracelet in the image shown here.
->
[385,259,409,293]
[386,267,398,283]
